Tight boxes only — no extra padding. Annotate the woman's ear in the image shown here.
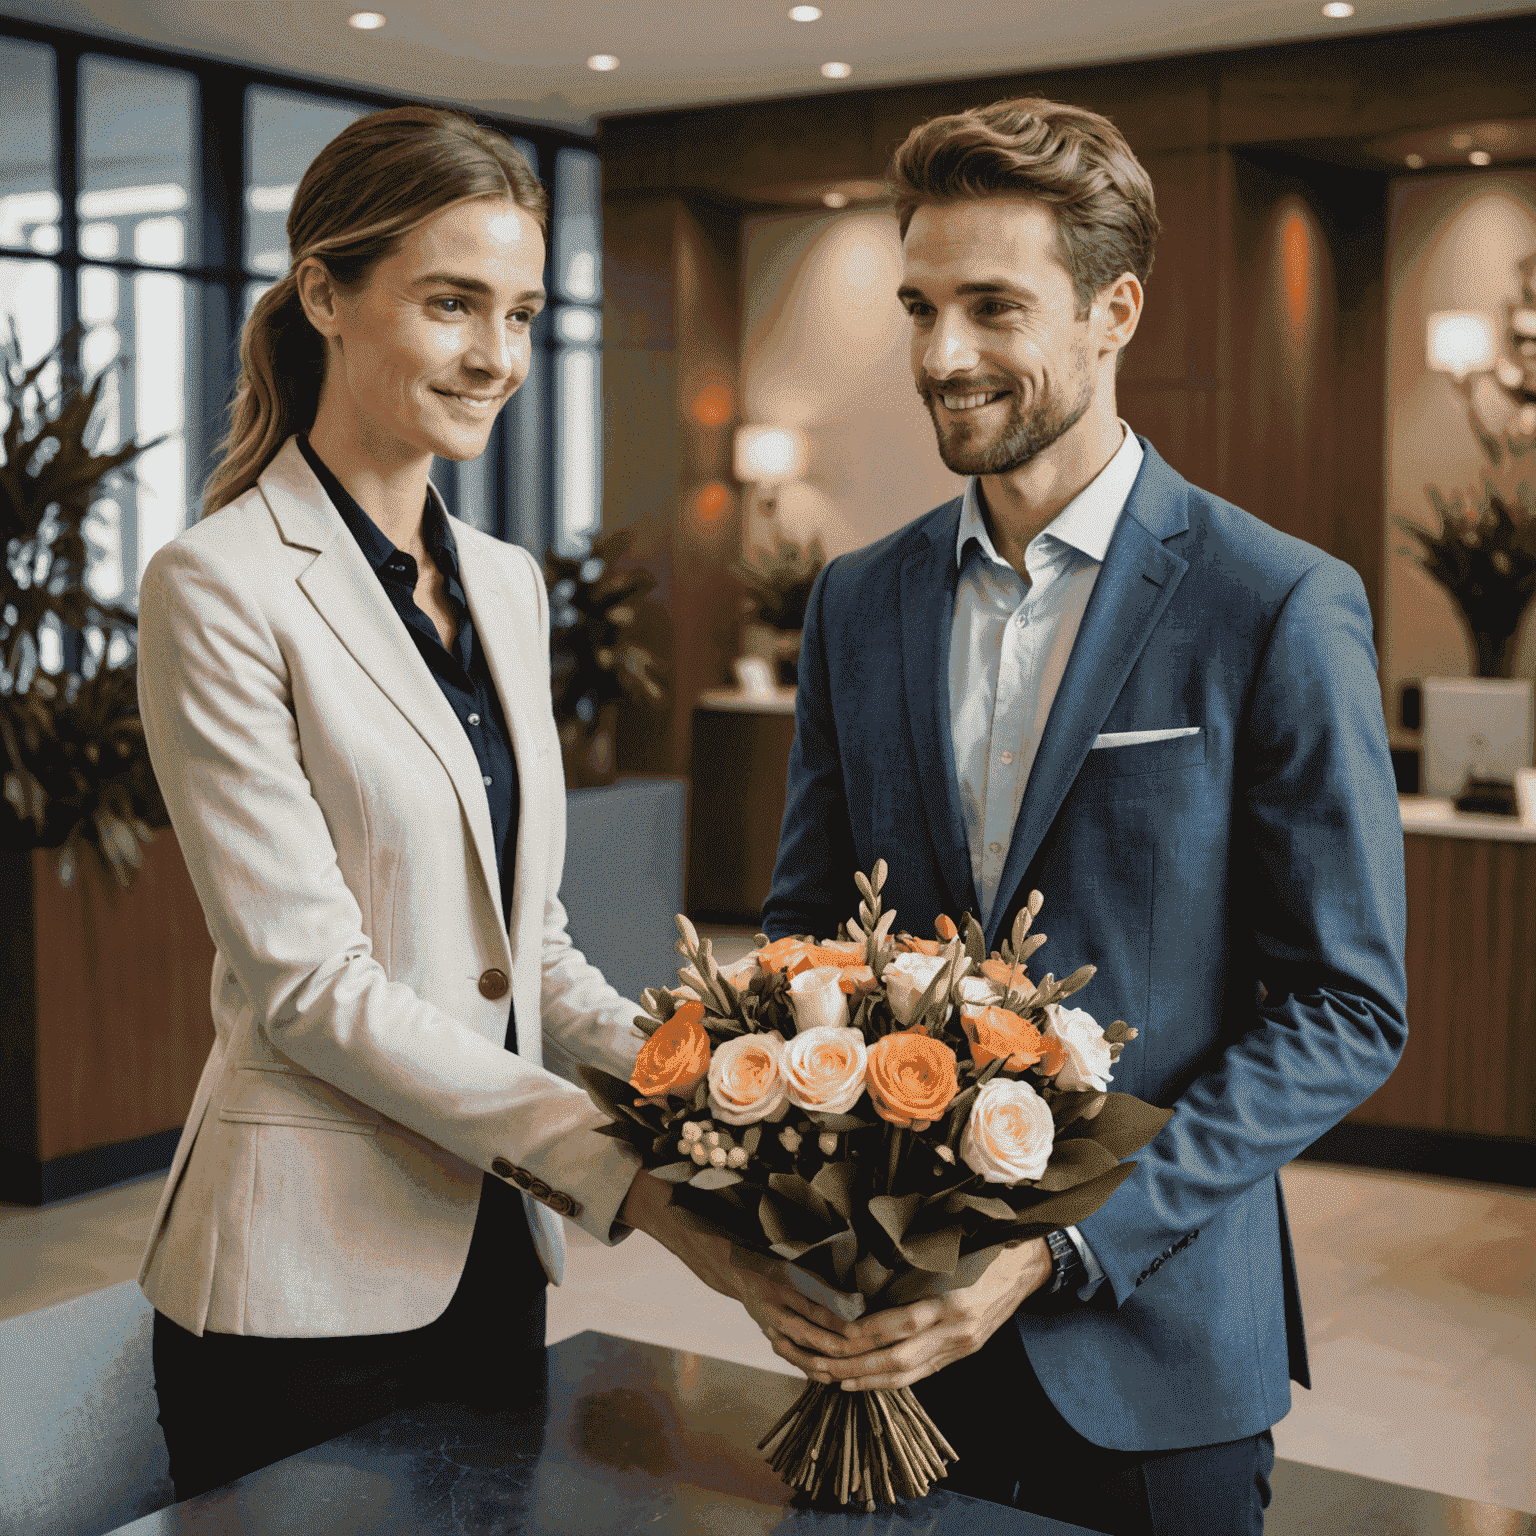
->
[295,258,343,339]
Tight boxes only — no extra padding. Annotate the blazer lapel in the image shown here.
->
[258,440,504,921]
[986,444,1191,949]
[900,502,979,922]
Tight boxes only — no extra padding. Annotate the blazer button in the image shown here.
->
[491,1157,514,1179]
[478,968,509,1000]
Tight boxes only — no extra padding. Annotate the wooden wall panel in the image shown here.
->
[32,831,215,1161]
[1350,834,1536,1140]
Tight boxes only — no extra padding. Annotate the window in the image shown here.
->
[0,21,603,618]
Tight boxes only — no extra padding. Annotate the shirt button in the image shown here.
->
[467,713,480,726]
[483,775,493,787]
[988,841,1002,855]
[999,751,1015,765]
[1015,613,1026,627]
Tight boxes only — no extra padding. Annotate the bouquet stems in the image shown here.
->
[758,1381,958,1508]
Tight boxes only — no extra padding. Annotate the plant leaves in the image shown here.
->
[1064,1092,1173,1161]
[947,1191,1019,1222]
[651,1161,697,1183]
[867,1192,922,1247]
[810,1159,858,1222]
[1033,1138,1121,1192]
[689,1166,743,1190]
[1004,1163,1137,1235]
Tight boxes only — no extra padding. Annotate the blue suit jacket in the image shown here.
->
[763,440,1407,1452]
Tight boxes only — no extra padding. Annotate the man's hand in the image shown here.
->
[619,1169,857,1377]
[795,1236,1053,1393]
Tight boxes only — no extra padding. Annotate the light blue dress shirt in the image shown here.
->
[947,422,1145,1297]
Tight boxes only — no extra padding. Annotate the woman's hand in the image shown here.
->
[619,1169,860,1377]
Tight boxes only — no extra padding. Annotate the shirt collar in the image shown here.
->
[955,421,1144,571]
[296,433,460,585]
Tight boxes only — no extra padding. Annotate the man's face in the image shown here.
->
[899,196,1098,477]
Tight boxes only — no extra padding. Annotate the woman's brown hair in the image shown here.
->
[203,106,548,515]
[888,97,1159,318]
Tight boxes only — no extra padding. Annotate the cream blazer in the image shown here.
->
[135,437,647,1338]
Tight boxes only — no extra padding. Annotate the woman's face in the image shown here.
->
[303,195,546,464]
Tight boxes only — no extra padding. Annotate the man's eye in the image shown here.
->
[434,297,464,314]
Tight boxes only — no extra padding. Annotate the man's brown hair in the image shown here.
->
[888,97,1160,318]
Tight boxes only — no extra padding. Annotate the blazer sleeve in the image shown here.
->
[762,561,861,941]
[1074,557,1409,1303]
[136,537,642,1244]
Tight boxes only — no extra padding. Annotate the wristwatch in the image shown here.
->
[1044,1227,1087,1296]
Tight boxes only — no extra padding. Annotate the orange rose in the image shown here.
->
[979,956,1032,996]
[963,1005,1048,1073]
[900,936,946,956]
[934,914,960,941]
[866,1031,958,1130]
[838,964,879,997]
[757,936,812,974]
[630,1000,711,1103]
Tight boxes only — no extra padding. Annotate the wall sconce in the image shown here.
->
[1426,311,1497,380]
[734,425,809,516]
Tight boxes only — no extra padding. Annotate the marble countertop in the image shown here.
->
[1399,793,1536,843]
[105,1332,1096,1536]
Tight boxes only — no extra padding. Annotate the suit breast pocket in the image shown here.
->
[217,1063,380,1135]
[1082,729,1208,780]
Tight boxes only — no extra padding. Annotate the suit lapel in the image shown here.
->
[986,445,1191,949]
[258,440,504,922]
[899,503,979,921]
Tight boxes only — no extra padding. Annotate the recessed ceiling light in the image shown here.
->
[587,54,620,71]
[1321,1,1354,15]
[1405,153,1425,169]
[1449,131,1473,150]
[790,4,823,18]
[821,61,852,79]
[347,10,385,28]
[822,190,848,208]
[1469,150,1492,166]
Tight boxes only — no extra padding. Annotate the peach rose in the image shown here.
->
[960,1077,1055,1183]
[781,1026,868,1115]
[839,964,879,998]
[788,965,851,1032]
[865,1031,958,1130]
[962,1005,1049,1073]
[707,1030,790,1125]
[979,956,1033,998]
[630,1000,711,1103]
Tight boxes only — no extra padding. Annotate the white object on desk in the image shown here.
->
[731,655,779,699]
[1398,793,1536,843]
[698,686,798,716]
[1421,676,1533,798]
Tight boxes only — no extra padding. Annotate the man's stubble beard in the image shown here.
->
[923,341,1095,478]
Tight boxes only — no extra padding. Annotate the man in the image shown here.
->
[758,98,1407,1535]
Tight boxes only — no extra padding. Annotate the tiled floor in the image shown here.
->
[5,1160,1531,1517]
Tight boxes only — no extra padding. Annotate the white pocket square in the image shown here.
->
[1091,727,1202,749]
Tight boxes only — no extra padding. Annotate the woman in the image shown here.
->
[137,106,834,1499]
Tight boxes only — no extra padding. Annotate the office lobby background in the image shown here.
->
[1,0,1533,1527]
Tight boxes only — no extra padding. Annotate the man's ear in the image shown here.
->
[295,258,343,339]
[1094,271,1143,359]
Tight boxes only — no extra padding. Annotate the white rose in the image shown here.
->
[957,974,1004,1010]
[884,951,952,1026]
[706,1030,790,1126]
[781,1026,868,1115]
[959,1078,1055,1184]
[788,965,850,1032]
[718,952,762,988]
[1043,1004,1114,1093]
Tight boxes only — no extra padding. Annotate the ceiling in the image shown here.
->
[2,0,1533,134]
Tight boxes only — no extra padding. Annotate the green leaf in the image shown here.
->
[962,913,986,965]
[1005,1163,1137,1234]
[810,1160,858,1221]
[652,1161,697,1183]
[1034,1138,1121,1192]
[690,1167,743,1190]
[1065,1092,1173,1161]
[947,1191,1019,1222]
[868,1192,922,1247]
[742,1124,762,1155]
[896,1219,961,1275]
[767,1172,834,1228]
[808,1111,871,1132]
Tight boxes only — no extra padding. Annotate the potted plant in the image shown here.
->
[730,536,826,688]
[545,524,666,787]
[1,328,166,884]
[1399,250,1536,805]
[2,326,218,1205]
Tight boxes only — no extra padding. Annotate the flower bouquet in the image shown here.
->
[577,861,1171,1509]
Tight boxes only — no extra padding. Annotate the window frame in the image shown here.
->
[0,15,600,590]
